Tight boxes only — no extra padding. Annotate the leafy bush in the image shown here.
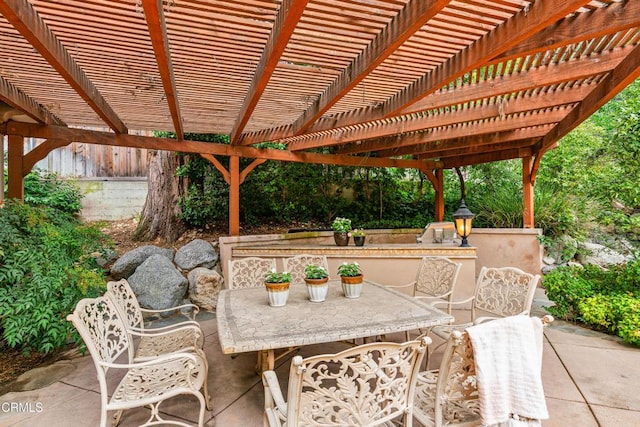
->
[0,201,111,354]
[542,266,593,319]
[579,294,640,346]
[543,258,640,346]
[22,169,84,215]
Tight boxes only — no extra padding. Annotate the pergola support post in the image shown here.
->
[421,166,445,222]
[522,156,534,228]
[202,154,266,236]
[229,156,240,236]
[434,168,444,222]
[0,132,4,205]
[7,134,24,200]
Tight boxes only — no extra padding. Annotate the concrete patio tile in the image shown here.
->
[541,341,584,402]
[0,381,101,426]
[591,404,640,427]
[544,322,628,349]
[212,382,264,427]
[543,397,598,427]
[551,342,640,411]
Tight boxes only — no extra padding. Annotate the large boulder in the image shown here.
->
[128,254,188,310]
[110,245,175,280]
[187,267,224,311]
[175,239,218,271]
[577,242,629,268]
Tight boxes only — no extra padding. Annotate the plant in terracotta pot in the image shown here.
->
[350,228,366,246]
[332,217,352,246]
[264,269,292,307]
[304,264,330,302]
[337,261,363,298]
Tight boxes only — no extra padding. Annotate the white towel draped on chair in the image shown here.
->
[466,315,548,427]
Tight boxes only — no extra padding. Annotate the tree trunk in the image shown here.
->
[133,150,186,243]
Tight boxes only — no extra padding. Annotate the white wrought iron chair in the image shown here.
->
[283,254,330,285]
[67,296,209,427]
[227,256,277,289]
[106,279,205,361]
[262,338,430,427]
[413,315,553,427]
[425,266,540,368]
[388,256,461,314]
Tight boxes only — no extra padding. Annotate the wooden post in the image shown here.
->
[0,133,4,205]
[522,156,534,228]
[229,155,240,236]
[434,168,444,222]
[7,134,24,200]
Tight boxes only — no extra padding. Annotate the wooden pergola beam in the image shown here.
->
[290,0,449,135]
[142,0,184,140]
[343,109,568,157]
[405,48,626,117]
[0,0,127,134]
[419,138,541,161]
[240,46,622,148]
[5,121,434,170]
[230,0,309,143]
[0,76,66,126]
[292,84,588,153]
[379,126,552,158]
[531,41,640,179]
[381,0,593,117]
[496,0,640,62]
[442,146,534,168]
[237,0,593,146]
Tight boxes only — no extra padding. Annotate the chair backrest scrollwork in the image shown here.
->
[283,254,330,285]
[473,266,539,319]
[285,339,429,426]
[228,257,277,289]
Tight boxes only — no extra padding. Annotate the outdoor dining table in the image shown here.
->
[216,279,454,372]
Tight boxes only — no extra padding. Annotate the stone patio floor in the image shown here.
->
[1,288,639,426]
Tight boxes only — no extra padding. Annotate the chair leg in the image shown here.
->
[196,349,213,411]
[111,409,123,427]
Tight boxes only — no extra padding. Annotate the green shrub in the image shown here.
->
[542,266,593,320]
[544,257,640,346]
[22,169,84,215]
[0,201,111,354]
[579,293,640,346]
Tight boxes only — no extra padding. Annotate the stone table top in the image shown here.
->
[217,280,454,355]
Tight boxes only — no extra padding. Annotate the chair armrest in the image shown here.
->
[141,303,200,320]
[385,281,416,290]
[130,319,202,334]
[128,323,202,339]
[431,295,474,309]
[99,351,201,370]
[262,370,287,419]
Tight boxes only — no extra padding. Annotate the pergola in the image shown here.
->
[1,0,639,235]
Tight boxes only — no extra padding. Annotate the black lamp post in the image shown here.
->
[453,168,475,247]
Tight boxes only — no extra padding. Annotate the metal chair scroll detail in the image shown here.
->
[425,266,539,368]
[262,338,431,427]
[67,296,209,427]
[283,254,330,285]
[227,257,277,289]
[106,279,205,362]
[413,315,553,427]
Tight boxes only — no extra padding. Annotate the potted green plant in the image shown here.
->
[332,217,352,246]
[264,269,292,307]
[337,261,363,298]
[304,264,330,302]
[350,228,366,246]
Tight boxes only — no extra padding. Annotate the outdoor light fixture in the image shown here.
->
[453,168,475,247]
